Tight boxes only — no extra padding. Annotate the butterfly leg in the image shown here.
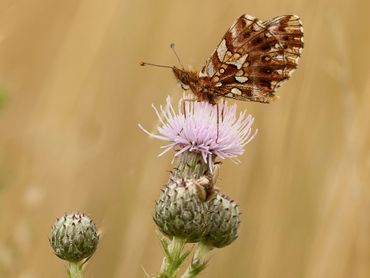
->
[221,101,225,122]
[182,97,197,119]
[216,103,219,143]
[176,98,187,136]
[182,98,187,119]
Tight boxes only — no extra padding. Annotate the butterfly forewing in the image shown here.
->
[200,14,304,103]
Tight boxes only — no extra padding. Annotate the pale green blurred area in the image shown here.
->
[0,0,369,277]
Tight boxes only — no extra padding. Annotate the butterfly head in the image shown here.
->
[173,67,198,89]
[172,67,190,85]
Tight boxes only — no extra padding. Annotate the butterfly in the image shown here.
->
[142,14,304,105]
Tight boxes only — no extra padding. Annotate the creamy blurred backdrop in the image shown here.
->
[0,0,369,277]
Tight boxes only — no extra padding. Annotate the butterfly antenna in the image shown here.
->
[170,43,184,69]
[140,62,173,69]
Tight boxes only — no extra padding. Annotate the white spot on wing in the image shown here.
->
[217,40,227,62]
[235,76,249,83]
[235,54,248,69]
[236,70,244,76]
[231,88,242,95]
[226,53,248,69]
[212,76,220,82]
[207,63,215,76]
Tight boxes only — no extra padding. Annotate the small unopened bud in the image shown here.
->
[49,212,99,262]
[202,194,240,248]
[154,178,208,242]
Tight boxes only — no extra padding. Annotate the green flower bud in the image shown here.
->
[202,194,240,248]
[154,177,208,243]
[49,212,99,262]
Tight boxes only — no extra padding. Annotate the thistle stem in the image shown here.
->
[195,242,212,259]
[156,237,188,278]
[67,262,83,278]
[180,243,212,278]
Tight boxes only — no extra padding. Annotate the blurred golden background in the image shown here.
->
[0,0,369,277]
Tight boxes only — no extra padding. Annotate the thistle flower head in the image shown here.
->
[49,212,99,262]
[139,95,257,165]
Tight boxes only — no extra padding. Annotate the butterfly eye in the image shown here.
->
[181,73,190,83]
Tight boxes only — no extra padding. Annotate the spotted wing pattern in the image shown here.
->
[199,14,304,103]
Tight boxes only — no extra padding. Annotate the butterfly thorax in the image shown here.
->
[173,67,219,104]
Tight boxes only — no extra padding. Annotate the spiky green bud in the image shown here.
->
[202,194,240,248]
[154,177,208,243]
[49,212,99,262]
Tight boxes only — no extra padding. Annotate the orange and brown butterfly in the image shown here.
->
[141,14,304,105]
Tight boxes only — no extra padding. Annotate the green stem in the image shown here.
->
[180,243,212,278]
[194,242,212,259]
[156,237,188,278]
[67,261,83,278]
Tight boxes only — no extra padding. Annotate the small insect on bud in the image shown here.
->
[202,194,240,248]
[193,176,219,202]
[154,178,208,243]
[49,212,99,262]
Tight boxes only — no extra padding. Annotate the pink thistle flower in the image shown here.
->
[139,95,257,164]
